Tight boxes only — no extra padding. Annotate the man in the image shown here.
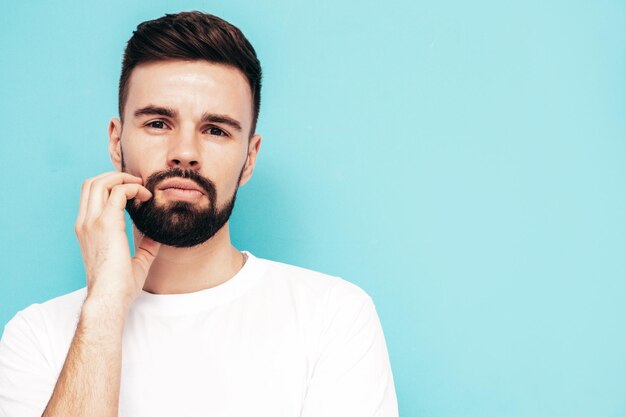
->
[0,11,397,417]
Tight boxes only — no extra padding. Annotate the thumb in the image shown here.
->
[132,235,161,279]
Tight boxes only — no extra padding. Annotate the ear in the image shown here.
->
[239,134,262,186]
[108,118,123,171]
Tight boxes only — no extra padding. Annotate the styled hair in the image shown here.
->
[118,11,262,134]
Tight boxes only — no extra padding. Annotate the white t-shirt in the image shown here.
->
[0,253,398,417]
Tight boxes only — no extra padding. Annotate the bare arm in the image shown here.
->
[42,172,160,417]
[42,300,126,417]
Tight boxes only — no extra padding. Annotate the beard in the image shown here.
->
[124,166,241,248]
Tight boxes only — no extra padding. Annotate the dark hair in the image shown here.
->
[119,11,262,134]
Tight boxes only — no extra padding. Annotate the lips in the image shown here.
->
[157,178,206,195]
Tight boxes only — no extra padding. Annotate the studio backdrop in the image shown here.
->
[1,1,625,416]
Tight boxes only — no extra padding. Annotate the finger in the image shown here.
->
[85,173,144,220]
[102,183,152,216]
[133,235,161,278]
[76,172,118,228]
[75,179,92,229]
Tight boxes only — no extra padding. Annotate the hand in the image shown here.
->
[75,172,161,310]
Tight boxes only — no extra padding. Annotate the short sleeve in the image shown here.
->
[300,286,398,417]
[0,310,57,417]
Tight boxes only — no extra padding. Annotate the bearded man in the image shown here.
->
[0,11,398,417]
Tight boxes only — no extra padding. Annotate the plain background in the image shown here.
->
[1,1,625,416]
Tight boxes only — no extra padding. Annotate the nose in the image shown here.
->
[167,129,201,170]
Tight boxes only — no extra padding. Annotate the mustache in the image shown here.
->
[144,168,217,202]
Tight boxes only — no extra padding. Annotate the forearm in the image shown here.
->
[42,171,159,417]
[42,298,128,417]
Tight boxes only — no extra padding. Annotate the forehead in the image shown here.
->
[124,60,253,128]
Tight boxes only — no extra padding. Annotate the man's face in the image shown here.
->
[108,60,261,247]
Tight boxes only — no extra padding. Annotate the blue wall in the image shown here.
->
[1,1,625,415]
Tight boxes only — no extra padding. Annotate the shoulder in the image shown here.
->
[251,255,373,310]
[0,289,86,416]
[257,258,369,299]
[3,287,86,344]
[14,287,86,323]
[1,288,86,376]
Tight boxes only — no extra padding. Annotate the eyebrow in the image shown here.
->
[201,113,242,132]
[133,105,242,132]
[134,105,176,119]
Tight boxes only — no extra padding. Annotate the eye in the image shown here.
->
[206,126,228,137]
[146,120,168,129]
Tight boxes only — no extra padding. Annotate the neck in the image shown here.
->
[133,223,244,295]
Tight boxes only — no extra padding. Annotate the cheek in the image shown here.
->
[121,139,163,178]
[231,148,249,183]
[120,152,143,176]
[212,155,247,202]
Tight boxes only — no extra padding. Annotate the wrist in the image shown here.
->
[81,296,131,330]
